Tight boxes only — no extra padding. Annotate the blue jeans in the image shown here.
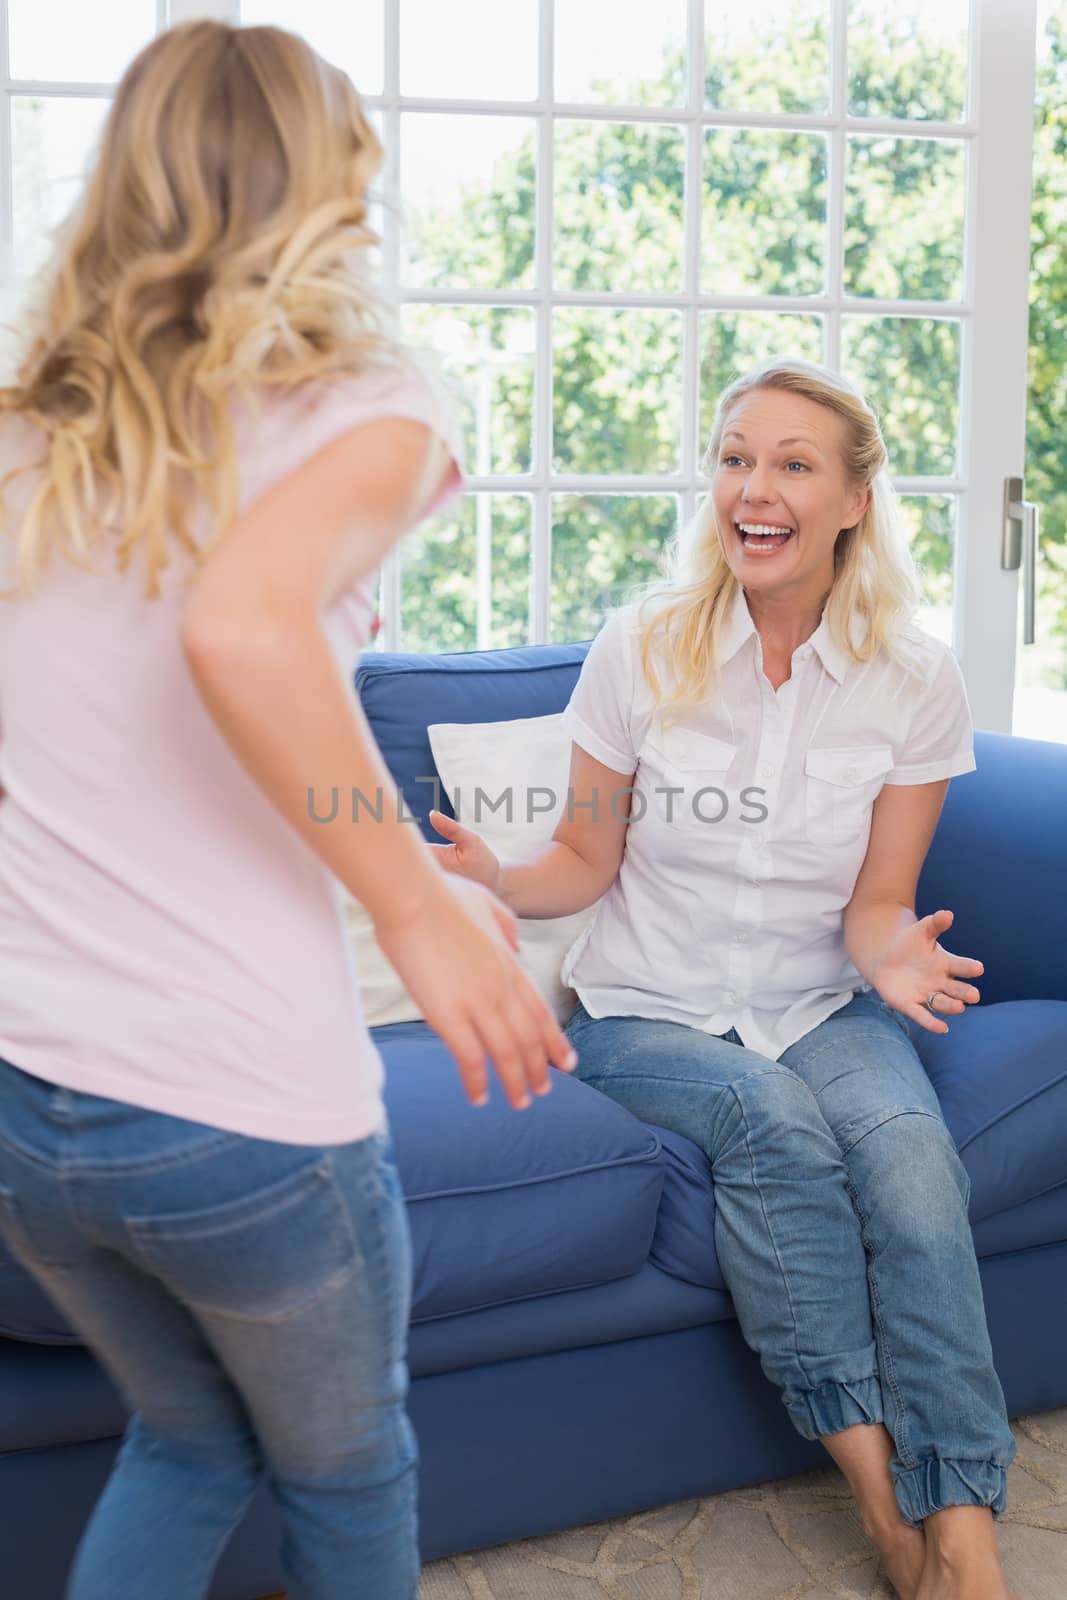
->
[0,1056,418,1600]
[564,988,1017,1528]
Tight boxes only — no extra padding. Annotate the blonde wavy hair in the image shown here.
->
[623,357,925,722]
[0,19,407,602]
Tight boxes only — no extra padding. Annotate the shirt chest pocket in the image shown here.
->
[804,745,895,847]
[639,728,738,829]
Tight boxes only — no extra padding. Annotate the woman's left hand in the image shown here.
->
[872,908,983,1034]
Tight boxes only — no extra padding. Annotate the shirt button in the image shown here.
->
[761,763,775,777]
[726,988,738,1003]
[845,766,859,781]
[732,930,749,945]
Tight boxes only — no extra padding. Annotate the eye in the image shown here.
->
[785,460,810,472]
[721,454,745,467]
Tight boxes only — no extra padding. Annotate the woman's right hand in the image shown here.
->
[372,874,576,1111]
[427,808,503,894]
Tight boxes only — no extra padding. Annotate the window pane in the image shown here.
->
[401,114,536,291]
[845,137,965,301]
[485,497,535,647]
[400,305,535,476]
[556,0,687,106]
[551,496,678,642]
[240,0,384,96]
[703,131,828,297]
[553,309,683,476]
[848,0,969,123]
[399,494,532,651]
[554,122,684,294]
[699,313,824,458]
[841,317,960,477]
[899,495,955,644]
[400,0,537,101]
[706,0,830,115]
[399,499,474,652]
[11,96,109,271]
[8,0,155,83]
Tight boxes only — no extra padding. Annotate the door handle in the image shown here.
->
[1002,475,1040,646]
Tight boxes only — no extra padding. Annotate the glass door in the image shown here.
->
[1014,0,1067,743]
[851,0,1040,737]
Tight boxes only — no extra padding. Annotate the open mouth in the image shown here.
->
[735,520,796,556]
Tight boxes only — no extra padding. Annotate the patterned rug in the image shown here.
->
[268,1407,1067,1599]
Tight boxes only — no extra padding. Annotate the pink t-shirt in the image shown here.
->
[0,362,462,1144]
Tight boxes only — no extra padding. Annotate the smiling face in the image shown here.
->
[711,388,871,606]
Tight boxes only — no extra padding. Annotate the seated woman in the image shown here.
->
[430,357,1020,1600]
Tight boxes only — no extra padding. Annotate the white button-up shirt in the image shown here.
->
[559,587,976,1060]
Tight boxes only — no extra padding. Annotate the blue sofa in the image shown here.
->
[2,638,1066,1600]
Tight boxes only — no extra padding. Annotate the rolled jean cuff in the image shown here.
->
[783,1373,884,1441]
[891,1455,1010,1529]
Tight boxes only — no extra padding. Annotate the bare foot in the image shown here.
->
[914,1577,1018,1600]
[869,1521,927,1600]
[914,1547,1019,1600]
[915,1503,1022,1600]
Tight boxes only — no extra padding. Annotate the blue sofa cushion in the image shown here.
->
[375,1023,664,1321]
[913,998,1067,1226]
[646,1129,721,1291]
[971,1178,1067,1259]
[356,643,590,841]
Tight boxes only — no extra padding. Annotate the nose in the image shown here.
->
[741,463,776,504]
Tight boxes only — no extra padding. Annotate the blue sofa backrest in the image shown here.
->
[357,644,1067,1007]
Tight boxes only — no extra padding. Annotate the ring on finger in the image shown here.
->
[925,991,941,1010]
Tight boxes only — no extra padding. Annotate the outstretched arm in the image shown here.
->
[843,778,983,1034]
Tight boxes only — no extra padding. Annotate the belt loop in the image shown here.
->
[52,1085,75,1123]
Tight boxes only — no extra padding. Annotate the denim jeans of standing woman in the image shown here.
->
[564,986,1017,1527]
[0,1056,418,1600]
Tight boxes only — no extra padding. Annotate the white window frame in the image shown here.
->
[0,0,1039,733]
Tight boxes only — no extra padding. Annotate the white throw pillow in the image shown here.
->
[341,712,601,1026]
